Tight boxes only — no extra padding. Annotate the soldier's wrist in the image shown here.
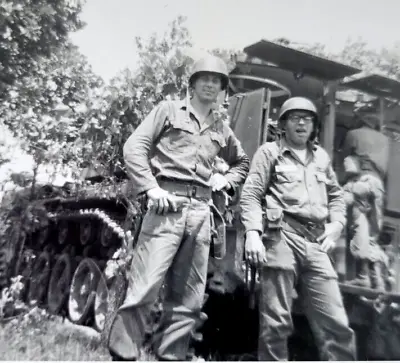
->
[246,230,261,238]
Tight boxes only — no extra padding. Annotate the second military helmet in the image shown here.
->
[278,97,318,121]
[188,55,229,91]
[278,97,319,140]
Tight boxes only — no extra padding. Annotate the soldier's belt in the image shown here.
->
[282,214,325,244]
[158,178,212,200]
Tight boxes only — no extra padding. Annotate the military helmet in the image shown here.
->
[188,55,229,90]
[278,97,319,141]
[278,97,318,121]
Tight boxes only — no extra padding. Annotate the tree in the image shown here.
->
[0,41,104,173]
[0,0,106,183]
[133,15,194,105]
[0,0,86,96]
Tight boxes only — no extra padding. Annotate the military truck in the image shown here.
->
[1,39,400,361]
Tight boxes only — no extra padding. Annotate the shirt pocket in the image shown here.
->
[276,171,300,184]
[276,171,303,205]
[202,130,227,158]
[161,117,195,151]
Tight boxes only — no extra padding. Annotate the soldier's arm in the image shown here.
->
[239,145,272,235]
[342,130,357,157]
[123,101,170,195]
[219,128,250,191]
[343,182,355,206]
[326,162,347,227]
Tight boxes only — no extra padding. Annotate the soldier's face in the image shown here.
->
[284,111,314,147]
[192,73,222,103]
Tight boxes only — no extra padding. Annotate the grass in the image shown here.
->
[0,309,156,361]
[0,316,110,361]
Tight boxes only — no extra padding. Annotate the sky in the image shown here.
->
[71,0,400,82]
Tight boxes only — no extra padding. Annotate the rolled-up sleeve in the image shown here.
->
[326,162,347,227]
[123,101,169,195]
[219,128,250,191]
[240,145,272,234]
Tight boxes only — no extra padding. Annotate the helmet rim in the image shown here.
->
[188,55,229,90]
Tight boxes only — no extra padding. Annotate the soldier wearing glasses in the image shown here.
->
[240,97,356,361]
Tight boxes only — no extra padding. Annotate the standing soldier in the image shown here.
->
[107,54,250,361]
[342,106,390,289]
[240,97,356,361]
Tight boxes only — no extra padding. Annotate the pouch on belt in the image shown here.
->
[261,208,284,244]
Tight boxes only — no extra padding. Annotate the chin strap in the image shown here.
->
[185,87,190,119]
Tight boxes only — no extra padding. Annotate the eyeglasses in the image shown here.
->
[288,115,314,123]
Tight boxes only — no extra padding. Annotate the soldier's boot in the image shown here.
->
[348,259,371,288]
[370,261,386,291]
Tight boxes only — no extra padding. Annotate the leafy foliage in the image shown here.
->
[0,0,86,95]
[1,42,103,169]
[134,15,193,102]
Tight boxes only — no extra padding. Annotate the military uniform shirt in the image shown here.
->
[123,99,250,195]
[240,139,346,234]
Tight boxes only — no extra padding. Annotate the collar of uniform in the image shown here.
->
[279,137,318,154]
[178,98,217,123]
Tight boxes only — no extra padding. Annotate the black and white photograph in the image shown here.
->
[0,0,399,361]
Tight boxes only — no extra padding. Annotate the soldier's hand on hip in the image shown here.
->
[210,173,230,192]
[245,230,267,266]
[147,187,177,215]
[317,221,343,253]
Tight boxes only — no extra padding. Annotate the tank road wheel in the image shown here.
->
[0,247,8,289]
[17,249,35,301]
[100,225,117,247]
[57,220,69,245]
[27,251,52,306]
[0,226,24,289]
[68,258,101,325]
[37,227,49,247]
[47,253,75,315]
[80,220,94,246]
[95,271,128,335]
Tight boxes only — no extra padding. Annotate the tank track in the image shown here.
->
[0,192,213,360]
